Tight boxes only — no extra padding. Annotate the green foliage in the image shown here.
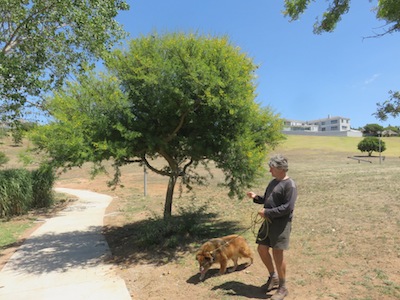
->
[283,0,350,33]
[0,127,7,139]
[357,137,386,156]
[363,123,384,136]
[9,121,37,146]
[31,164,55,208]
[0,169,33,218]
[107,33,285,194]
[283,0,310,21]
[11,127,23,146]
[376,0,400,35]
[18,150,35,166]
[384,125,399,133]
[32,32,285,218]
[283,0,400,35]
[375,90,400,121]
[0,165,55,218]
[0,0,129,120]
[0,151,9,167]
[30,72,131,168]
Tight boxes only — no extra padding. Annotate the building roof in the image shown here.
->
[308,116,350,123]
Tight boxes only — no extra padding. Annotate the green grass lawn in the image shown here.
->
[0,219,33,248]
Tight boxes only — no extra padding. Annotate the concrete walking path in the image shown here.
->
[0,188,131,300]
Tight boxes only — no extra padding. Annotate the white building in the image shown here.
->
[283,115,362,137]
[283,119,319,132]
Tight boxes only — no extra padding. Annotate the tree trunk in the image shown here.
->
[164,175,177,219]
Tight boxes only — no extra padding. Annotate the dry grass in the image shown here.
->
[1,134,400,299]
[282,148,400,299]
[100,135,400,299]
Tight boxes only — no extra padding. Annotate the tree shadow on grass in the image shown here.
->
[103,208,245,266]
[1,227,109,274]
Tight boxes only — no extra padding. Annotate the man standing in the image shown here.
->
[247,154,297,300]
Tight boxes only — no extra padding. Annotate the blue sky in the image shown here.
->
[115,1,400,129]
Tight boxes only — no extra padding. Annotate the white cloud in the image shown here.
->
[364,73,381,85]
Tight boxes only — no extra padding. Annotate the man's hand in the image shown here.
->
[247,191,256,199]
[258,208,266,218]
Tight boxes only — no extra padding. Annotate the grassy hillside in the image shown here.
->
[279,134,400,156]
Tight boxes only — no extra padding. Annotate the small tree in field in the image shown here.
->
[357,137,386,157]
[31,33,285,219]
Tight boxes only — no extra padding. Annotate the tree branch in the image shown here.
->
[142,154,171,177]
[164,109,189,143]
[363,22,400,39]
[180,158,194,176]
[3,2,57,55]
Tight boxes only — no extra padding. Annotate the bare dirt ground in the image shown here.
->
[101,192,273,300]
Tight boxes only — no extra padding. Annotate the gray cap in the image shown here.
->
[268,154,289,171]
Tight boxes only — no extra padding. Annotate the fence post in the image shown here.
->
[144,166,147,197]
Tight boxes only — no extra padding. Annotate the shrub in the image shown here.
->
[0,169,33,218]
[0,165,56,218]
[357,137,386,156]
[11,128,24,146]
[0,151,9,167]
[135,204,215,249]
[31,164,55,208]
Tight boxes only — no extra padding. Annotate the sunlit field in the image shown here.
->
[1,134,400,299]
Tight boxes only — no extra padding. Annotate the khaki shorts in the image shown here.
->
[256,218,292,250]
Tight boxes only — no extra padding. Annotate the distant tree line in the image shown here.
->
[358,123,400,137]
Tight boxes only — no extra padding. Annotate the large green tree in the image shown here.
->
[0,0,129,121]
[31,33,285,219]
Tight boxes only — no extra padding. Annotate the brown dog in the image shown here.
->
[195,234,253,280]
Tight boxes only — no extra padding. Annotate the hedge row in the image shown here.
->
[0,165,55,218]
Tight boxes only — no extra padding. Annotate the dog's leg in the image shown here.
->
[231,257,238,272]
[199,270,206,281]
[247,256,254,267]
[244,253,254,267]
[240,246,254,267]
[199,265,211,281]
[219,255,228,275]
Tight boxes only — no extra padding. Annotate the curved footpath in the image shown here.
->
[0,188,131,300]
